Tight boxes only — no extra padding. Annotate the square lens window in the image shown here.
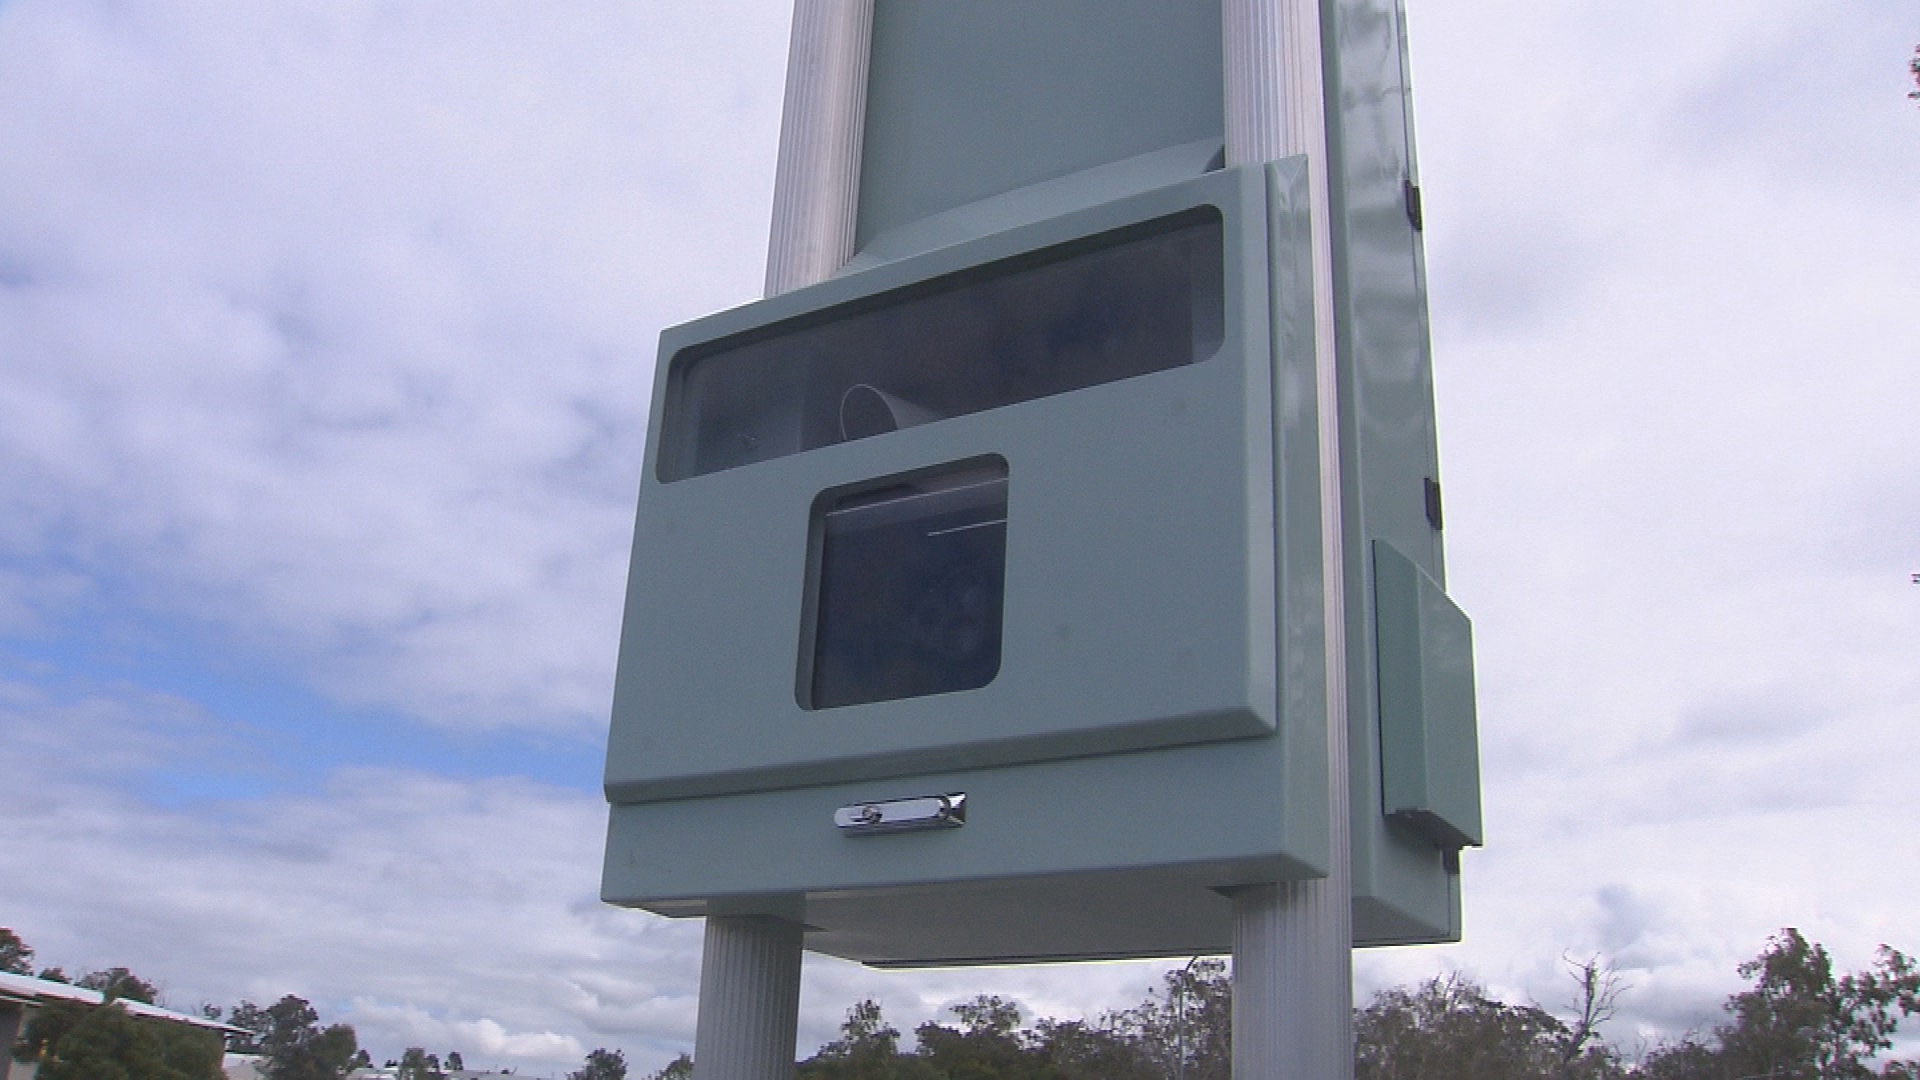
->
[804,459,1009,710]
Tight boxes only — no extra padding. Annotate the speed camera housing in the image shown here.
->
[602,162,1333,964]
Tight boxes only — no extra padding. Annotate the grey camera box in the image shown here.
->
[602,162,1335,964]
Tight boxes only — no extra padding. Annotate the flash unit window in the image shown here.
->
[659,209,1224,481]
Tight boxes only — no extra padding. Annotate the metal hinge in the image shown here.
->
[1405,178,1424,232]
[1423,477,1443,531]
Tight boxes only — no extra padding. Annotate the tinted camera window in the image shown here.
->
[805,460,1008,710]
[659,208,1224,481]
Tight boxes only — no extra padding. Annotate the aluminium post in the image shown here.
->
[762,0,874,299]
[1224,1,1355,1079]
[690,4,874,1080]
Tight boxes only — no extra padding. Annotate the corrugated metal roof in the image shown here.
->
[0,971,248,1035]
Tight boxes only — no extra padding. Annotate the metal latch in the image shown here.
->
[835,793,967,835]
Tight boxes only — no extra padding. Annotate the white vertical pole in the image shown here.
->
[763,0,874,299]
[692,917,806,1080]
[692,3,873,1079]
[1223,2,1355,1080]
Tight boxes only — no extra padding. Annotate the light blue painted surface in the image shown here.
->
[604,164,1330,964]
[846,137,1225,271]
[856,0,1224,248]
[602,0,1483,961]
[609,169,1279,806]
[1374,540,1482,850]
[1323,0,1476,943]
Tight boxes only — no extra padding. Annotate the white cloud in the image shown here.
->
[343,1003,586,1067]
[0,672,697,1071]
[1351,0,1920,1047]
[0,0,791,733]
[0,672,1181,1072]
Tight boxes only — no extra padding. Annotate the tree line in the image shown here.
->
[5,924,634,1079]
[5,925,366,1079]
[2,927,462,1079]
[768,928,1919,1080]
[6,926,225,1080]
[10,926,1916,1079]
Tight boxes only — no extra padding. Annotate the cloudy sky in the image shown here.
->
[2,0,1916,1075]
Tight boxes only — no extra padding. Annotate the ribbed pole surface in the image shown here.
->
[763,0,874,297]
[1223,2,1354,1079]
[692,917,805,1080]
[691,4,872,1078]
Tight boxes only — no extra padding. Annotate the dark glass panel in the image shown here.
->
[806,461,1009,709]
[661,209,1224,481]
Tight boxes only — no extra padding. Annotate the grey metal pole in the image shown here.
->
[1176,954,1200,1080]
[690,3,872,1079]
[1223,2,1355,1079]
